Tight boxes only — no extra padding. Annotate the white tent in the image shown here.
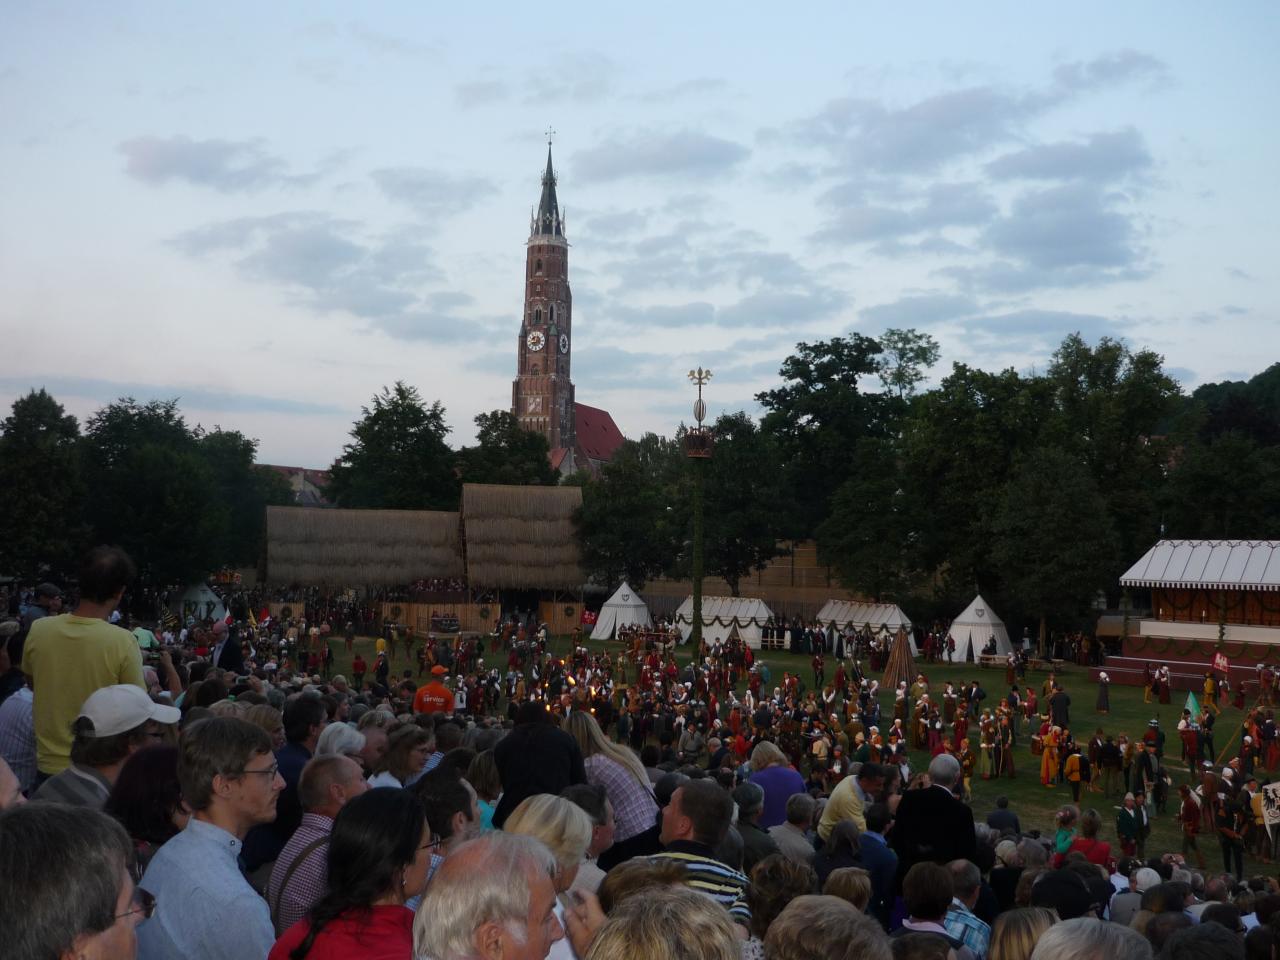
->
[814,600,917,654]
[590,582,652,640]
[674,596,774,649]
[172,583,227,623]
[947,594,1012,662]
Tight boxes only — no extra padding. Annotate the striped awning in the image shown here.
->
[1120,540,1280,592]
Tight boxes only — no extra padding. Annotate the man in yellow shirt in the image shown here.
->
[22,546,145,778]
[817,761,887,839]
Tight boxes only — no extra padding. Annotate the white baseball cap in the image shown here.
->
[78,684,181,737]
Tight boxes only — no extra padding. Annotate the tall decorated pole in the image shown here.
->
[685,367,713,649]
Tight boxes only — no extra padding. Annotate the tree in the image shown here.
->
[1162,432,1280,539]
[991,447,1120,645]
[898,363,1053,600]
[325,382,459,510]
[574,433,683,591]
[1043,334,1181,581]
[82,398,226,585]
[457,411,558,486]
[698,412,786,596]
[196,429,294,568]
[817,438,910,600]
[877,327,941,399]
[0,390,86,577]
[757,334,894,538]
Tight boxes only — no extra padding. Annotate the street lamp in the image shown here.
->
[685,367,713,649]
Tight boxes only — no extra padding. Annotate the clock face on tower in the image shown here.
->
[559,333,569,354]
[526,330,546,352]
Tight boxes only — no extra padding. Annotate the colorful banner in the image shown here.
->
[1212,651,1230,674]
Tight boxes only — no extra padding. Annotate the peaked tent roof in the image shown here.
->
[589,581,651,640]
[1120,540,1280,592]
[816,600,916,654]
[673,596,774,648]
[948,593,1012,659]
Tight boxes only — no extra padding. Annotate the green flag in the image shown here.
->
[1185,690,1201,716]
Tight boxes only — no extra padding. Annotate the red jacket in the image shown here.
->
[270,905,413,960]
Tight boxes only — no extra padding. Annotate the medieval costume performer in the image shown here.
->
[1096,672,1111,713]
[1041,725,1061,787]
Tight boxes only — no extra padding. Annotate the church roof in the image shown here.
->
[1120,539,1280,592]
[533,145,563,238]
[575,404,625,463]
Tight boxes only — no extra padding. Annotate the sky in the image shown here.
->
[2,4,1276,467]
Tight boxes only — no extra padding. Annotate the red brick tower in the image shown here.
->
[511,141,575,463]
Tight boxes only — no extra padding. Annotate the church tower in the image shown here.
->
[511,141,575,460]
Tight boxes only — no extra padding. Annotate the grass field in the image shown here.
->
[331,631,1261,871]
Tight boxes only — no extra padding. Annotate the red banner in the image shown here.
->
[1212,652,1230,674]
[581,610,598,625]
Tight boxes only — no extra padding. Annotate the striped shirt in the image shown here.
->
[0,687,36,793]
[651,841,751,924]
[31,763,111,807]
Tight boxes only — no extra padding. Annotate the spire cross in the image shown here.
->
[545,126,556,147]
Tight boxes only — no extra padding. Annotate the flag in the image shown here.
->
[1185,690,1201,716]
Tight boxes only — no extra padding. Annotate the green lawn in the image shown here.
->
[330,632,1256,869]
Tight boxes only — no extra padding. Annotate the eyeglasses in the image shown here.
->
[419,835,444,852]
[117,888,157,921]
[232,762,280,780]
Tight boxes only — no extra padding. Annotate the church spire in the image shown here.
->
[532,129,563,238]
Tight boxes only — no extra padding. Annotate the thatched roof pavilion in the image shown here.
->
[265,505,462,587]
[460,483,583,590]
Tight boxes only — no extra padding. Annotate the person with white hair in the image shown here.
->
[1096,673,1110,714]
[1028,916,1151,960]
[889,753,976,893]
[315,722,365,761]
[415,832,592,960]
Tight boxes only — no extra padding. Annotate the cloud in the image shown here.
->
[523,53,617,104]
[454,80,509,107]
[1226,267,1255,281]
[119,135,288,192]
[984,182,1144,271]
[0,375,345,416]
[957,308,1123,351]
[1222,305,1248,315]
[814,180,997,245]
[985,128,1151,183]
[371,167,499,218]
[859,293,980,329]
[1052,49,1169,94]
[171,212,495,342]
[572,129,749,183]
[639,77,728,102]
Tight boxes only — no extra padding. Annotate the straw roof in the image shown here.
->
[266,506,462,587]
[461,483,583,590]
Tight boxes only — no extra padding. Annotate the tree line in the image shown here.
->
[575,331,1280,640]
[3,333,1277,638]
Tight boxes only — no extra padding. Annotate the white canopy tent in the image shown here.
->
[172,583,227,623]
[948,594,1012,662]
[590,582,652,640]
[814,600,917,655]
[674,596,774,649]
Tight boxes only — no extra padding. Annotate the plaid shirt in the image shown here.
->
[0,688,36,793]
[585,754,659,842]
[945,899,991,960]
[267,813,333,935]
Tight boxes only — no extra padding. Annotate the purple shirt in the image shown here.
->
[750,765,807,828]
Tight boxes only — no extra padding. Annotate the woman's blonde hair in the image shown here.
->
[824,867,872,912]
[207,699,246,719]
[990,907,1056,960]
[241,704,282,737]
[597,858,689,914]
[586,884,738,960]
[465,749,501,802]
[562,711,650,789]
[751,740,787,770]
[504,793,592,873]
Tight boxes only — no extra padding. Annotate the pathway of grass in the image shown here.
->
[329,632,1263,871]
